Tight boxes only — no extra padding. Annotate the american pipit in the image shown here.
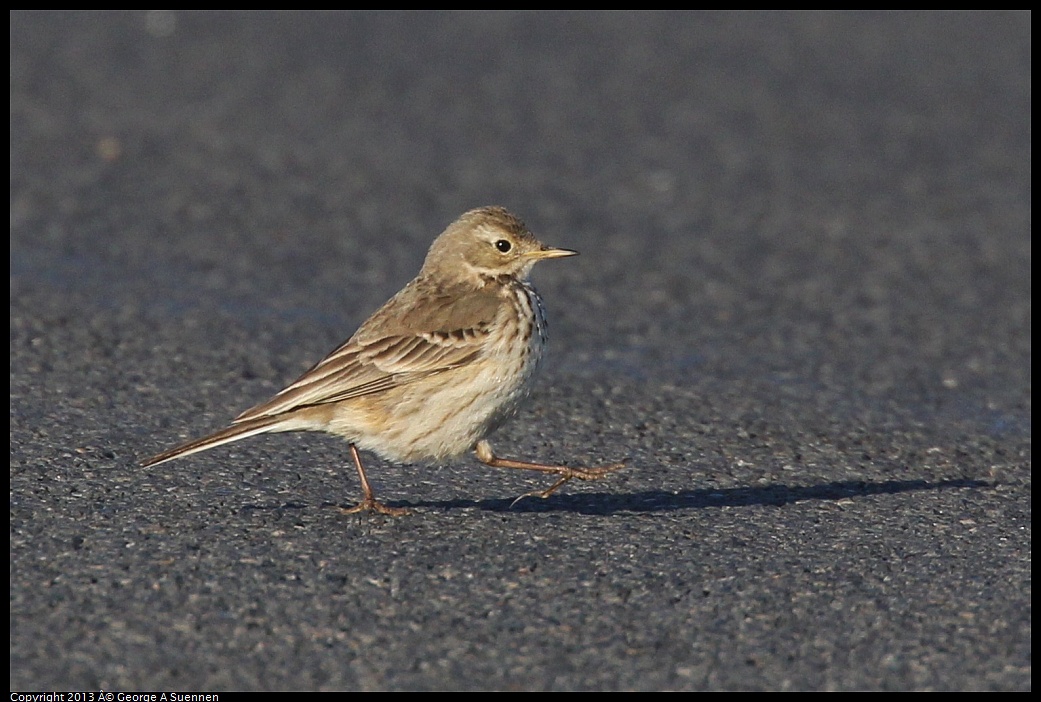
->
[142,206,624,515]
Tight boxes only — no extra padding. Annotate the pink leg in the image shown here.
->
[474,440,625,503]
[338,444,411,516]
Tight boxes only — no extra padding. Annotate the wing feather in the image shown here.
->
[234,280,500,423]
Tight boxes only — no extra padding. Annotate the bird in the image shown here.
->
[142,206,624,515]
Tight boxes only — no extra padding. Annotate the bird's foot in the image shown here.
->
[338,498,411,517]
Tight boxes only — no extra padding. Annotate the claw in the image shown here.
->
[338,443,411,516]
[506,461,626,507]
[338,498,411,517]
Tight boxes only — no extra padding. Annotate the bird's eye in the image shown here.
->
[495,239,512,253]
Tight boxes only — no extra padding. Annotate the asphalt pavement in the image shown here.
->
[10,11,1030,691]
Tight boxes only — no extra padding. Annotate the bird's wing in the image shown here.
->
[233,281,501,423]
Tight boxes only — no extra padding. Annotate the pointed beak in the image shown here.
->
[527,245,579,260]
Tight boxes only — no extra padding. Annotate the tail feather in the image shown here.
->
[141,415,296,468]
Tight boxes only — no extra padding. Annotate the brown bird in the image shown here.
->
[142,206,624,515]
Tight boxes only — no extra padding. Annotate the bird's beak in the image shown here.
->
[528,246,578,260]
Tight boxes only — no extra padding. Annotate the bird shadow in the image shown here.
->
[397,477,991,515]
[241,478,991,517]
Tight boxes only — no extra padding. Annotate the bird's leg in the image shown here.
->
[339,443,411,516]
[474,440,625,504]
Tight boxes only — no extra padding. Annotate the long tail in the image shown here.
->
[141,414,303,468]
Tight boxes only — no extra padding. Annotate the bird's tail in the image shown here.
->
[140,414,305,468]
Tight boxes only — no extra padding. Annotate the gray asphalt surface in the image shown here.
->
[10,11,1030,691]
